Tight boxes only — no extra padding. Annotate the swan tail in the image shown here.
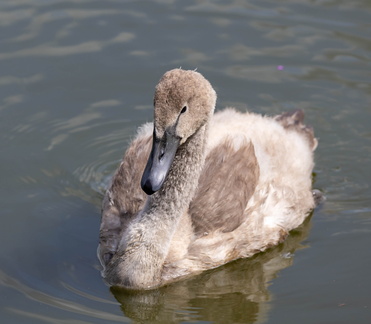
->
[274,109,317,151]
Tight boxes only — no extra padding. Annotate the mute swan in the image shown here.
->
[98,68,319,289]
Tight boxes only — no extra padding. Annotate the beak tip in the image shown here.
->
[141,177,159,195]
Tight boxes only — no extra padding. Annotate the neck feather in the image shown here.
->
[147,122,208,220]
[108,123,208,289]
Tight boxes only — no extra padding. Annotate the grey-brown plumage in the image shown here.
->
[190,139,259,237]
[98,68,319,289]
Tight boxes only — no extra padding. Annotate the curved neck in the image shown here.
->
[110,122,209,289]
[146,122,208,220]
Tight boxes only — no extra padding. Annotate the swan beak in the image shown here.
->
[141,129,180,195]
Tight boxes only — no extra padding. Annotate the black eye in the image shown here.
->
[181,106,187,114]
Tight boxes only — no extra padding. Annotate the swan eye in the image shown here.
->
[180,106,187,114]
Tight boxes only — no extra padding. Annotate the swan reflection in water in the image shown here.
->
[110,215,313,324]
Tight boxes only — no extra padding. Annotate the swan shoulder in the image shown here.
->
[108,122,152,216]
[99,124,152,266]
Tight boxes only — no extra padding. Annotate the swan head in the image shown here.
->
[141,69,217,195]
[153,69,217,143]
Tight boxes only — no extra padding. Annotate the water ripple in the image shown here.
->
[0,32,135,60]
[0,270,126,323]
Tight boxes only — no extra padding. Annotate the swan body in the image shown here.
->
[98,69,318,289]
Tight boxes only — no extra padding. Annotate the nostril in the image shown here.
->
[159,148,165,160]
[159,142,167,160]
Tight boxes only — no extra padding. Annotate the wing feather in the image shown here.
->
[190,139,259,237]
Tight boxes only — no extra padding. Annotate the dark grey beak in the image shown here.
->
[141,129,180,195]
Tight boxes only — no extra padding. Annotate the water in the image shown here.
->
[1,0,370,323]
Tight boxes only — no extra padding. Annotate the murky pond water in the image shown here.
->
[1,0,370,323]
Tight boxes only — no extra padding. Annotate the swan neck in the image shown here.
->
[148,122,208,215]
[110,122,209,289]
